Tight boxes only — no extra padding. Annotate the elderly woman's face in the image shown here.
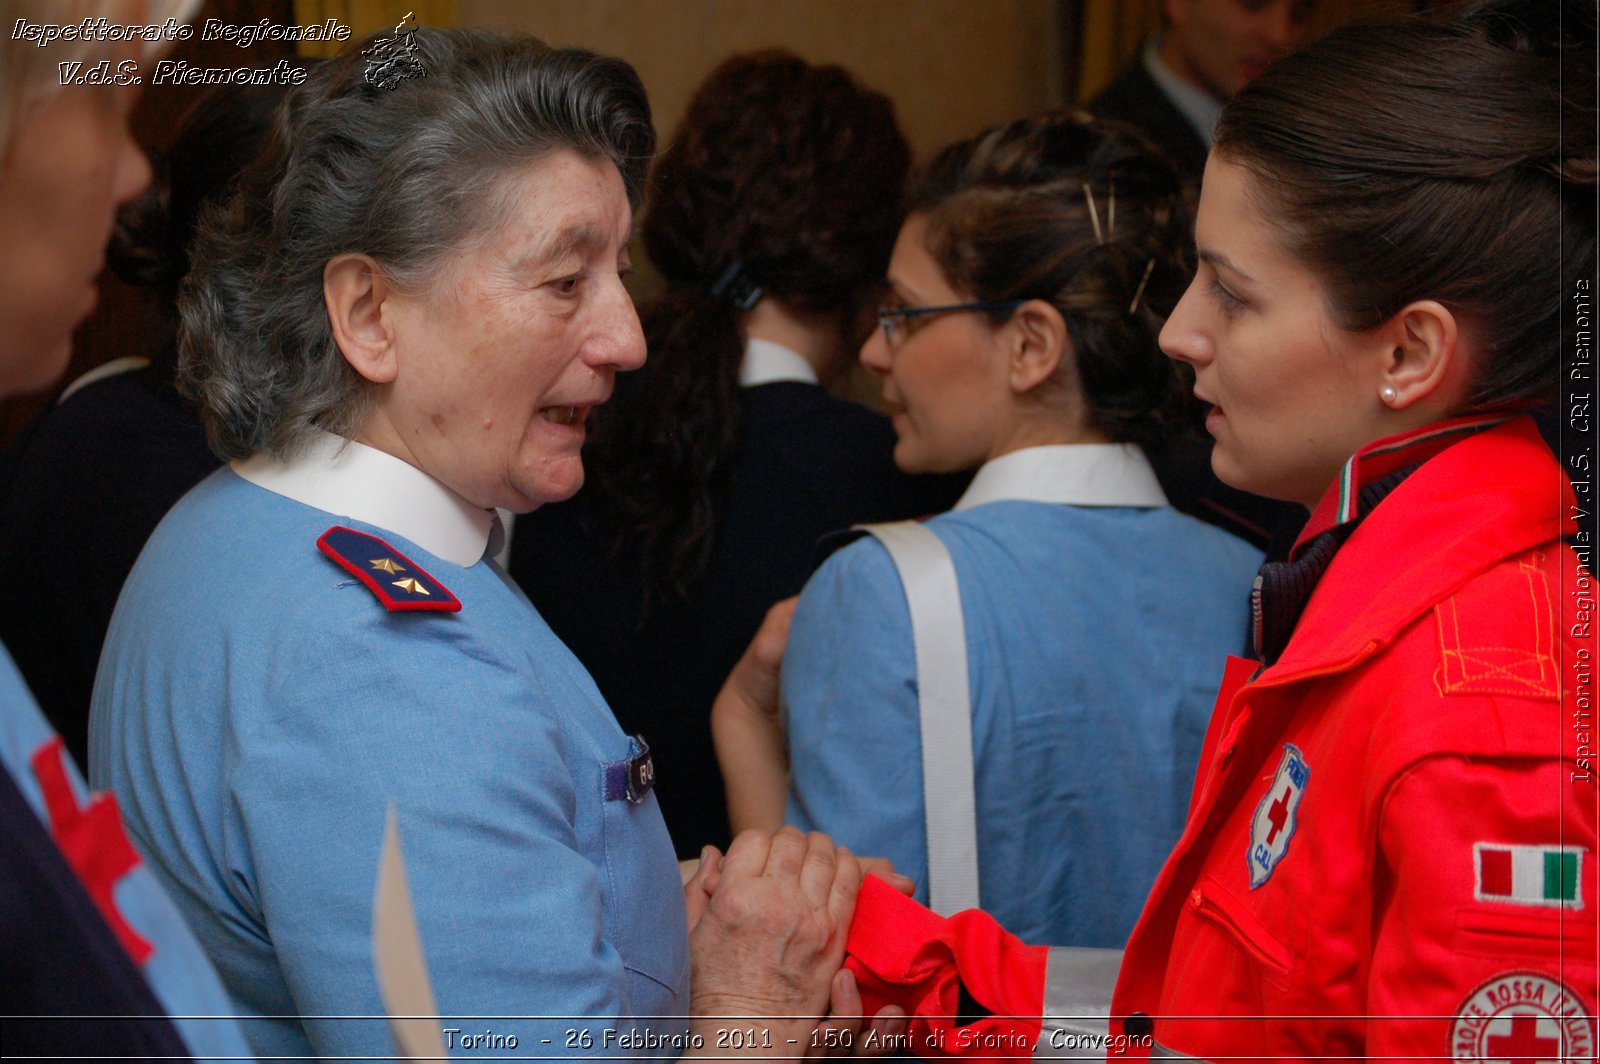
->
[374,150,645,512]
[0,81,150,397]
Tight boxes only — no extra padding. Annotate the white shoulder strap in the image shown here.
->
[859,521,979,914]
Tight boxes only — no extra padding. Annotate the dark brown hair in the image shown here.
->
[109,72,309,382]
[909,111,1195,453]
[588,50,910,606]
[1213,0,1597,411]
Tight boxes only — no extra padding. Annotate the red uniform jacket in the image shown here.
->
[1111,418,1596,1059]
[843,419,1596,1062]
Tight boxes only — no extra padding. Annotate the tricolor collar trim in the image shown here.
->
[233,431,495,567]
[953,444,1169,512]
[739,338,819,387]
[1297,414,1511,556]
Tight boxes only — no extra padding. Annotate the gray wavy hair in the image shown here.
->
[179,28,655,460]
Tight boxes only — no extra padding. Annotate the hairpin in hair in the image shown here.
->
[1106,179,1116,240]
[1127,258,1157,316]
[1082,182,1104,245]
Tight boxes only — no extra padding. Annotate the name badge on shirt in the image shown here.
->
[603,737,656,804]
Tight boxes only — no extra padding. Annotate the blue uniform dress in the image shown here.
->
[782,444,1262,948]
[1,647,252,1061]
[91,434,689,1060]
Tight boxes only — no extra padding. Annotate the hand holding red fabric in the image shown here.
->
[844,875,1049,1058]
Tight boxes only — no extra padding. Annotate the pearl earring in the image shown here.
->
[1380,385,1398,405]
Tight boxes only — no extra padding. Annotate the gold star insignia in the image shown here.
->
[392,578,429,595]
[369,557,405,575]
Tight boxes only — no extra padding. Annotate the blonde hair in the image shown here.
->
[0,0,199,147]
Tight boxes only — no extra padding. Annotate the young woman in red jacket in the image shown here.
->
[813,1,1599,1058]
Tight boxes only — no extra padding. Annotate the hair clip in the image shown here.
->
[1128,258,1157,316]
[708,258,764,311]
[1106,179,1116,240]
[1082,182,1104,245]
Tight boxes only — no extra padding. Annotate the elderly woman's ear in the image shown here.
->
[324,253,401,385]
[1005,298,1070,396]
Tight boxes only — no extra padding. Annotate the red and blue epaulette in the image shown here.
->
[316,526,461,613]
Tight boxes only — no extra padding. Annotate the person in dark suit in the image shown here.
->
[1089,0,1320,193]
[510,51,965,858]
[1090,1,1322,551]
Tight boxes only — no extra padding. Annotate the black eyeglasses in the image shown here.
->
[875,300,1023,348]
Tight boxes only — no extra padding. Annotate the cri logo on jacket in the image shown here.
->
[1450,971,1595,1062]
[1247,744,1309,889]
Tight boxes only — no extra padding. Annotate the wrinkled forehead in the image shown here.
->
[434,150,634,282]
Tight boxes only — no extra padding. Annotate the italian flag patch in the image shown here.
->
[1474,843,1585,909]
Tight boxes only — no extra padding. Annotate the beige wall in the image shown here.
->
[460,0,1064,164]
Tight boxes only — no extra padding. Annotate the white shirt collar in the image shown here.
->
[739,338,819,387]
[953,444,1169,512]
[232,431,496,567]
[1143,36,1224,149]
[57,355,148,404]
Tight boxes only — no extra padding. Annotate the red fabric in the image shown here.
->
[29,737,153,964]
[1478,848,1513,896]
[846,875,1049,1057]
[1110,418,1597,1059]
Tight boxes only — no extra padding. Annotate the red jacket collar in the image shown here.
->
[1292,414,1512,559]
[1261,417,1573,683]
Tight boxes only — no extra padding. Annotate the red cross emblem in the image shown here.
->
[1486,1012,1560,1063]
[1451,972,1595,1062]
[1247,743,1309,888]
[30,737,154,964]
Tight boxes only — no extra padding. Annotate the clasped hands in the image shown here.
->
[683,826,910,1058]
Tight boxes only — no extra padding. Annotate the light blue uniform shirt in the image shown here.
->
[92,435,689,1060]
[782,445,1261,947]
[1,647,252,1061]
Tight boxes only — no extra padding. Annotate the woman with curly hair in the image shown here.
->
[510,50,962,856]
[715,111,1263,948]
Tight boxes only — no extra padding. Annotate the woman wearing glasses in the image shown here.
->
[716,112,1261,948]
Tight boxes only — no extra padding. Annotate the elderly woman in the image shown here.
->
[0,0,252,1058]
[513,50,963,858]
[90,29,882,1060]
